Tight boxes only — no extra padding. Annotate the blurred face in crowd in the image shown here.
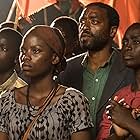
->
[0,33,18,72]
[51,17,80,58]
[79,6,111,52]
[122,24,140,69]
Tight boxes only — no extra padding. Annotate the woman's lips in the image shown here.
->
[22,63,32,70]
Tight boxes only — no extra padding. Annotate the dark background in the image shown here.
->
[0,0,83,34]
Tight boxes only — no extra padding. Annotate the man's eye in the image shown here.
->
[91,20,98,25]
[0,46,7,52]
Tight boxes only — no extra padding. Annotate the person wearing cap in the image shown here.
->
[0,25,93,140]
[0,28,26,98]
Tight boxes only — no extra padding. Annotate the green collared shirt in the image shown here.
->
[82,51,115,132]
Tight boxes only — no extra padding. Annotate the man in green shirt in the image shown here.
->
[58,2,134,137]
[83,53,114,126]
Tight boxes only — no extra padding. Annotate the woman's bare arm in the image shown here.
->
[71,128,93,140]
[0,132,9,140]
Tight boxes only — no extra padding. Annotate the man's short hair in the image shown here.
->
[0,27,23,54]
[51,16,79,40]
[0,21,22,34]
[86,2,120,28]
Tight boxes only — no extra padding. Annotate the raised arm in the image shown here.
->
[108,99,140,140]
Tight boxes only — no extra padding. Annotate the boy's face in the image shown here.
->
[122,26,140,69]
[0,35,16,72]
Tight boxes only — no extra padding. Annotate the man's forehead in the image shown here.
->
[0,32,14,46]
[80,6,107,18]
[0,30,12,39]
[0,32,11,43]
[0,35,7,42]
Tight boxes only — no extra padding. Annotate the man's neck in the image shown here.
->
[87,45,113,72]
[0,70,14,85]
[132,69,140,91]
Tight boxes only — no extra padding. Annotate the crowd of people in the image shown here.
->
[0,2,139,140]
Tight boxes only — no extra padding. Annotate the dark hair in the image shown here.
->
[53,27,66,54]
[86,2,120,28]
[0,28,23,55]
[127,22,140,30]
[0,21,22,34]
[51,16,79,40]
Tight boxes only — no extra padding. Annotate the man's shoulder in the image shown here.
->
[112,48,124,66]
[66,52,87,64]
[57,53,86,87]
[62,52,87,74]
[111,48,135,82]
[112,47,121,56]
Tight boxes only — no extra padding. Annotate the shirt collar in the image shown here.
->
[81,48,115,68]
[0,71,18,93]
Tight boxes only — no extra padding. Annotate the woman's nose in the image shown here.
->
[21,51,31,62]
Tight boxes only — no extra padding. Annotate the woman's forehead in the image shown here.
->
[25,34,45,44]
[22,35,52,52]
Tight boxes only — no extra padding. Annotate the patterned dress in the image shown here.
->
[0,87,93,140]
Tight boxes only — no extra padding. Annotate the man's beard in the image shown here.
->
[80,35,109,52]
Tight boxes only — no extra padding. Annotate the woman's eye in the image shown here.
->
[32,48,40,54]
[0,46,7,52]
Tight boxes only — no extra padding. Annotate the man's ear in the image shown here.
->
[110,26,118,38]
[14,55,19,64]
[52,53,60,65]
[14,55,21,73]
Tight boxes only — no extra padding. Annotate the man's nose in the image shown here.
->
[79,20,90,31]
